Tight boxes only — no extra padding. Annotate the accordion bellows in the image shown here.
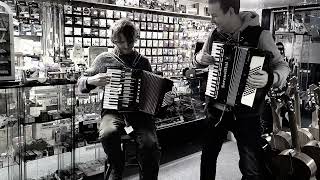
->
[103,68,173,115]
[205,42,271,108]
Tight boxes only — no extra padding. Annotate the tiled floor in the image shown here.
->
[124,141,241,180]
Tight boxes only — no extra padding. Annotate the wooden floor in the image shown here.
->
[124,141,241,180]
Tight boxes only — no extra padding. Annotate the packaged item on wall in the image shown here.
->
[114,10,121,19]
[65,37,74,46]
[92,38,100,46]
[106,10,113,18]
[64,5,72,14]
[65,16,73,25]
[99,9,106,18]
[32,24,42,36]
[91,28,99,37]
[17,1,29,18]
[91,8,99,17]
[74,37,82,46]
[74,27,81,36]
[116,0,125,6]
[82,7,90,16]
[74,16,82,25]
[64,27,73,35]
[28,2,40,20]
[99,18,106,27]
[19,20,32,36]
[99,29,106,37]
[83,17,91,26]
[73,6,82,15]
[126,0,139,7]
[99,38,106,46]
[83,27,91,36]
[83,38,91,46]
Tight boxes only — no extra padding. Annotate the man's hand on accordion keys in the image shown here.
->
[247,70,269,88]
[87,73,111,87]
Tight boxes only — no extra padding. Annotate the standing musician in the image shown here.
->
[193,0,290,179]
[78,19,169,180]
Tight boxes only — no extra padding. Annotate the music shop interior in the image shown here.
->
[1,0,320,179]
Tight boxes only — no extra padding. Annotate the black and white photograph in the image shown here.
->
[1,0,320,180]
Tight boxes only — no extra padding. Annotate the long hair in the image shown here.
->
[111,18,138,44]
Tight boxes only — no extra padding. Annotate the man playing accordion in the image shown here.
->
[193,0,290,179]
[78,19,172,180]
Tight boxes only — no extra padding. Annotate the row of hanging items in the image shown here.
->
[42,2,65,63]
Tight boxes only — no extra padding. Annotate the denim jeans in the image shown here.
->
[99,112,161,180]
[200,106,272,180]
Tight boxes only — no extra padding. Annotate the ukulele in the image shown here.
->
[273,77,317,180]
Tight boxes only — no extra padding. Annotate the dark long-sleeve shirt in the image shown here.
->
[77,49,152,118]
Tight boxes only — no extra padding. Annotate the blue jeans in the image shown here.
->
[99,112,160,180]
[200,106,271,180]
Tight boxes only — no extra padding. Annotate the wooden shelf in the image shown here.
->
[73,0,211,21]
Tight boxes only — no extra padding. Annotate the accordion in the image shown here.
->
[205,42,271,108]
[103,68,173,115]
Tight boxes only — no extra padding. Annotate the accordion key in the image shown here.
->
[205,42,271,108]
[103,68,173,115]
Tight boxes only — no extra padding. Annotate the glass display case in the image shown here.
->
[0,87,21,180]
[0,82,77,180]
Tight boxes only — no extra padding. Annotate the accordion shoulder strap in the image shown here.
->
[110,52,142,69]
[110,52,127,68]
[132,54,142,68]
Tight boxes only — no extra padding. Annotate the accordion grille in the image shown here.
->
[227,47,248,106]
[139,71,173,115]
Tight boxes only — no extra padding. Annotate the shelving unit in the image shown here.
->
[63,0,212,77]
[0,80,77,180]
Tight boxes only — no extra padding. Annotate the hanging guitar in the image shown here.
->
[260,90,291,180]
[291,77,315,148]
[273,77,317,180]
[307,84,319,141]
[269,89,292,152]
[302,84,320,180]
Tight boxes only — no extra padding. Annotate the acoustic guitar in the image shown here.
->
[291,78,314,148]
[273,77,317,180]
[269,90,292,152]
[302,84,320,180]
[308,84,320,141]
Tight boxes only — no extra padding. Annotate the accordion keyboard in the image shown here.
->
[103,68,136,110]
[205,43,224,99]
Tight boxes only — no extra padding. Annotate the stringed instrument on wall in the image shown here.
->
[269,89,292,151]
[291,77,315,148]
[302,84,320,180]
[308,84,320,141]
[273,77,317,180]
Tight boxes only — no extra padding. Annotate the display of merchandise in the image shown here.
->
[0,1,14,81]
[0,82,79,180]
[63,1,212,77]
